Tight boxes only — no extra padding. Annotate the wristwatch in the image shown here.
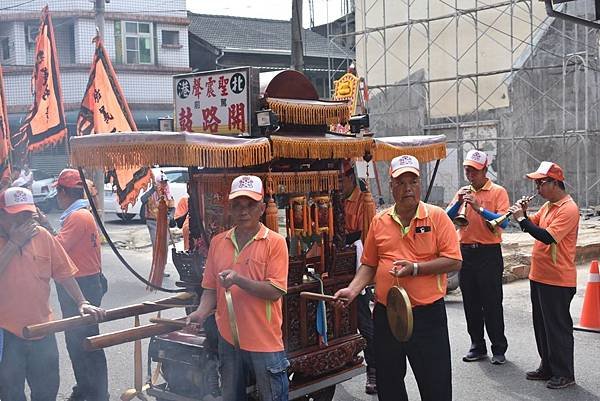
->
[516,216,526,223]
[412,262,419,276]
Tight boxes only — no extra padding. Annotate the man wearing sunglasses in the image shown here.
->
[508,161,579,390]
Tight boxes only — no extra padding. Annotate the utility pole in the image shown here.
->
[92,0,106,221]
[291,0,304,72]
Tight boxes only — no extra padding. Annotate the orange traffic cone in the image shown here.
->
[579,260,600,329]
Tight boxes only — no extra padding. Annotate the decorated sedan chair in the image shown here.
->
[68,68,447,401]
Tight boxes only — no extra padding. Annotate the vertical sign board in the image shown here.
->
[173,67,259,136]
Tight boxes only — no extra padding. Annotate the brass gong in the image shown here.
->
[386,285,413,342]
[224,289,240,348]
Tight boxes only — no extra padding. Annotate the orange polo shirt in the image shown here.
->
[0,228,78,338]
[361,202,462,307]
[529,195,579,287]
[174,196,190,251]
[450,179,510,244]
[56,209,101,278]
[345,186,365,233]
[202,223,288,352]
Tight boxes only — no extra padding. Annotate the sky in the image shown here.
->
[186,0,346,27]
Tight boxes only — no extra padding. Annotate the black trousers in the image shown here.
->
[530,280,576,379]
[373,299,452,401]
[356,286,376,368]
[56,273,108,401]
[0,331,59,401]
[459,244,508,356]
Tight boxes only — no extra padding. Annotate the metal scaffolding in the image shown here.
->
[327,0,600,209]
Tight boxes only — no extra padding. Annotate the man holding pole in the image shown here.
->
[0,187,104,401]
[54,169,109,401]
[187,175,289,401]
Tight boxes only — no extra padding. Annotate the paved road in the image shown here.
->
[45,214,600,400]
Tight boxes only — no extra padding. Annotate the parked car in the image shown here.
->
[31,169,57,210]
[104,167,189,222]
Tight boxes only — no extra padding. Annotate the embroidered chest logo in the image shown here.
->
[415,226,431,234]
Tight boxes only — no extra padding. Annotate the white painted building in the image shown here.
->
[0,0,190,171]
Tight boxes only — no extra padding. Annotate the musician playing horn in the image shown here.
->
[508,161,578,389]
[335,155,461,401]
[446,149,510,365]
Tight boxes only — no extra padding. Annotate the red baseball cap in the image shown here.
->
[0,187,36,214]
[526,161,565,182]
[54,169,83,188]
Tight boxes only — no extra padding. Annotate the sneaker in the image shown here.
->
[462,349,488,362]
[491,354,506,365]
[546,376,576,389]
[526,368,552,381]
[365,367,377,395]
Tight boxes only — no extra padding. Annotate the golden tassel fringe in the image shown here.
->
[70,141,273,170]
[266,99,350,126]
[271,136,374,160]
[373,142,447,163]
[197,171,340,195]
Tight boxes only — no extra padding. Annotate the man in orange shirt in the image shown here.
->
[341,160,377,394]
[187,175,289,401]
[509,161,579,389]
[0,187,104,401]
[173,194,190,251]
[54,169,108,401]
[335,155,462,401]
[446,149,510,364]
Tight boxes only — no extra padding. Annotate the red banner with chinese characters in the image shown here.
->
[12,6,67,163]
[76,36,151,209]
[0,64,11,189]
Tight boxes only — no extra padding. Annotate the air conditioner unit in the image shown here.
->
[26,25,39,44]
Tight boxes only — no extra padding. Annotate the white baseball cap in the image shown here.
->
[463,149,488,170]
[389,155,420,178]
[0,187,36,214]
[229,175,264,202]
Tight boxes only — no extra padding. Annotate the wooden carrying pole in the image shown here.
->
[84,318,187,351]
[23,293,194,338]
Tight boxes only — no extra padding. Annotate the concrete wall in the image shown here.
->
[355,0,548,118]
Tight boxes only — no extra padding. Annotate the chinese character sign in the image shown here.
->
[174,69,251,135]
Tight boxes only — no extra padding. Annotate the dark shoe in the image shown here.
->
[491,354,506,365]
[365,367,377,394]
[546,376,575,389]
[66,390,86,401]
[526,368,552,381]
[462,349,487,362]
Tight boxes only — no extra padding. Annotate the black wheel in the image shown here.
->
[293,385,336,401]
[116,212,136,222]
[139,203,146,224]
